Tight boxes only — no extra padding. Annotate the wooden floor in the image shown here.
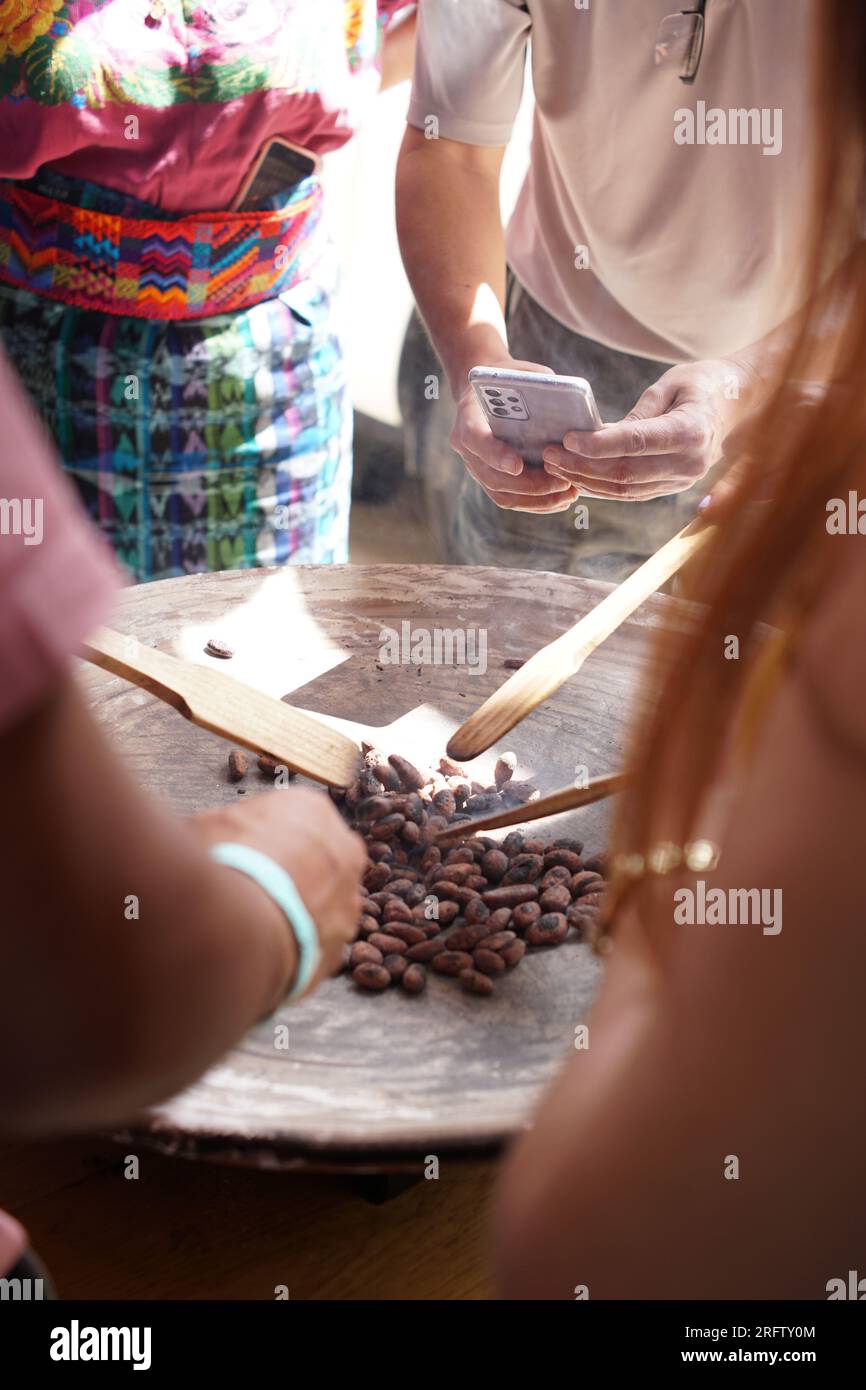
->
[0,1137,496,1300]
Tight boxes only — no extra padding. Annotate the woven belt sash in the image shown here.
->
[0,179,323,320]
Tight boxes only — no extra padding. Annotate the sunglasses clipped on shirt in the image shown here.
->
[655,0,708,84]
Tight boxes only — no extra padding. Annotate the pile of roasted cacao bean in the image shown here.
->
[329,748,609,999]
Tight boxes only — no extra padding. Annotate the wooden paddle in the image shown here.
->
[446,518,713,761]
[436,771,630,841]
[81,627,363,788]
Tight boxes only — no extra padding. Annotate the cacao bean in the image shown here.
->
[368,932,408,956]
[431,950,474,976]
[358,769,384,798]
[432,789,457,818]
[439,756,466,777]
[512,901,542,932]
[463,897,491,925]
[459,968,494,996]
[383,953,408,982]
[446,925,489,951]
[227,750,249,782]
[481,849,509,881]
[554,836,584,855]
[350,941,383,968]
[503,781,539,805]
[494,752,517,787]
[571,870,605,898]
[482,884,539,909]
[540,885,572,914]
[502,854,544,885]
[385,923,426,947]
[407,937,447,962]
[540,865,573,890]
[445,847,475,866]
[543,849,583,873]
[205,637,233,659]
[363,863,391,892]
[526,912,569,946]
[476,930,516,953]
[474,948,506,976]
[374,762,401,791]
[353,962,391,991]
[388,754,425,791]
[500,939,526,968]
[436,901,460,925]
[382,900,414,925]
[401,963,427,994]
[371,813,406,840]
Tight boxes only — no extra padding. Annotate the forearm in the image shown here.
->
[396,128,509,395]
[380,9,416,91]
[0,677,294,1133]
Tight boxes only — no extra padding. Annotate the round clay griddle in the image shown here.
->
[81,564,680,1168]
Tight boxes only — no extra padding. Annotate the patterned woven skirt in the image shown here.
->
[0,172,351,582]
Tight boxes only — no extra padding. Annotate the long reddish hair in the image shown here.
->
[611,2,866,926]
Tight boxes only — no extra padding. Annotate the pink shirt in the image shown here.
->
[0,1,406,213]
[0,348,118,1273]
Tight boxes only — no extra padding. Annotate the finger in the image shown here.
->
[543,446,703,489]
[698,453,754,517]
[465,452,574,497]
[486,485,580,513]
[453,405,524,476]
[545,467,686,501]
[561,406,711,462]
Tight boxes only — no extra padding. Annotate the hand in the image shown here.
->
[450,357,580,513]
[191,786,366,999]
[542,358,753,501]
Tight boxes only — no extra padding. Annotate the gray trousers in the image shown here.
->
[398,272,705,582]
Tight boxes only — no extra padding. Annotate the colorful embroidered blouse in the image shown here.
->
[0,1,406,212]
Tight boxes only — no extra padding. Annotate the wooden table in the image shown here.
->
[2,563,679,1297]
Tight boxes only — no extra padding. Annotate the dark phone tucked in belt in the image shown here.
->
[232,138,321,211]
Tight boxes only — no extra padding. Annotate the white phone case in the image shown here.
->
[469,366,603,465]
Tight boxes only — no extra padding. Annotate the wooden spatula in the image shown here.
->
[446,518,713,761]
[82,627,363,789]
[436,771,630,841]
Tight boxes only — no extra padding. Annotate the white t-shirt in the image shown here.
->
[407,0,814,363]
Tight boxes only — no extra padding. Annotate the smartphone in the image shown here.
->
[232,138,321,212]
[469,366,603,465]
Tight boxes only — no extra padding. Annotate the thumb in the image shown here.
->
[621,371,680,425]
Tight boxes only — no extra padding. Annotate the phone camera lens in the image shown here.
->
[507,395,520,403]
[485,389,502,398]
[492,407,509,416]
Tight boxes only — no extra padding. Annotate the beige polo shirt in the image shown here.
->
[407,0,814,363]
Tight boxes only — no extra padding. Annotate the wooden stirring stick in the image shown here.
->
[437,771,630,841]
[82,627,363,789]
[446,518,713,761]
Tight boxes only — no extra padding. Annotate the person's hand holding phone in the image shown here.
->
[450,358,581,513]
[540,358,752,501]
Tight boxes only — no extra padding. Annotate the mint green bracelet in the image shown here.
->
[209,843,321,1002]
